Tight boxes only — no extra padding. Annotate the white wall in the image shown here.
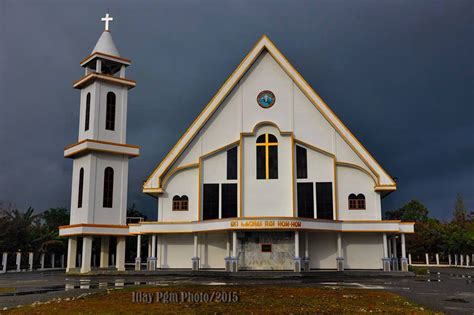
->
[159,167,199,222]
[243,125,292,217]
[158,234,194,269]
[308,232,337,269]
[198,232,227,269]
[337,166,381,220]
[342,233,384,269]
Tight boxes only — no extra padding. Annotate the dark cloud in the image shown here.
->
[1,0,472,220]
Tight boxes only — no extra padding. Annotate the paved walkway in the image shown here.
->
[0,268,472,314]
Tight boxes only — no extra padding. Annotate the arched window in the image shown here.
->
[78,168,84,208]
[348,193,366,210]
[103,167,114,208]
[256,133,278,179]
[172,195,189,211]
[105,92,116,131]
[85,93,91,131]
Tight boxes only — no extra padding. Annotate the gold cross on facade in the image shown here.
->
[256,133,278,179]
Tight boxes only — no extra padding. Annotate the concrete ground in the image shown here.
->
[0,268,472,314]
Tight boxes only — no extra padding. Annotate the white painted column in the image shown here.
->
[425,253,430,265]
[436,253,440,265]
[155,235,160,269]
[81,236,93,273]
[116,236,126,272]
[28,252,34,271]
[226,232,231,258]
[151,235,157,258]
[455,254,458,266]
[460,254,464,266]
[148,236,152,258]
[51,253,55,268]
[61,254,65,269]
[382,233,390,271]
[1,253,7,273]
[408,253,412,265]
[135,234,142,271]
[192,233,200,270]
[100,236,110,268]
[294,231,300,258]
[336,232,344,271]
[40,253,45,270]
[16,252,21,272]
[388,237,392,258]
[466,254,470,266]
[392,238,397,258]
[448,254,452,266]
[304,232,309,258]
[66,237,77,273]
[232,231,237,258]
[400,234,408,271]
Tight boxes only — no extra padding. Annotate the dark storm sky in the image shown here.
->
[0,0,472,220]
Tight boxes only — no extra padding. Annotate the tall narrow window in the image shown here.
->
[78,168,84,208]
[349,193,366,210]
[103,167,114,208]
[297,182,314,218]
[203,184,219,220]
[105,92,116,131]
[316,182,333,219]
[227,147,237,180]
[85,93,91,131]
[296,146,307,179]
[256,133,278,180]
[221,183,237,218]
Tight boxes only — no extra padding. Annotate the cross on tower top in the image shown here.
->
[101,13,113,31]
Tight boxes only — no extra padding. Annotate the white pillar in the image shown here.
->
[226,232,231,258]
[460,254,464,266]
[135,234,142,271]
[436,253,440,265]
[152,235,157,258]
[51,253,55,268]
[408,253,412,265]
[336,232,344,271]
[28,252,34,271]
[40,253,45,270]
[81,236,93,273]
[294,231,300,258]
[388,237,392,258]
[148,237,152,258]
[392,238,398,258]
[120,65,126,78]
[232,231,237,258]
[16,252,21,272]
[192,233,200,270]
[304,232,309,258]
[2,253,7,273]
[455,254,458,266]
[466,254,470,266]
[382,233,390,271]
[448,254,452,266]
[155,235,160,269]
[100,236,110,268]
[116,236,126,272]
[66,237,77,273]
[400,234,408,272]
[61,254,65,269]
[425,253,430,265]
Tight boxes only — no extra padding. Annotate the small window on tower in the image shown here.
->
[103,167,114,208]
[106,92,116,131]
[85,93,91,131]
[78,168,84,208]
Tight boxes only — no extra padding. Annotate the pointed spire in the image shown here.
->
[91,30,120,56]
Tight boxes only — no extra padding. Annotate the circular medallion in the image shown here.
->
[257,90,276,108]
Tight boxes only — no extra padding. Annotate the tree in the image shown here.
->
[453,194,467,223]
[385,199,429,222]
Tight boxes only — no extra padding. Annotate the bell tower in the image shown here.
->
[60,14,139,273]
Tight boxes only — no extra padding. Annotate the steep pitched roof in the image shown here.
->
[143,35,396,194]
[92,31,120,56]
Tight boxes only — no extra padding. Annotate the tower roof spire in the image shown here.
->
[91,13,120,57]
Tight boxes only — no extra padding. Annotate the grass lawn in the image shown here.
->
[5,286,439,314]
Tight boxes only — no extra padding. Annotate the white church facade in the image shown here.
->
[60,15,414,273]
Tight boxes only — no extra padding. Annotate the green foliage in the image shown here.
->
[0,206,70,253]
[385,199,429,222]
[453,194,467,223]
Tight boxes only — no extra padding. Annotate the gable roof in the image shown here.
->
[143,35,396,194]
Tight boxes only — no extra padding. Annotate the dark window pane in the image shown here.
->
[227,147,237,180]
[181,195,189,211]
[78,168,84,208]
[316,182,333,219]
[256,134,266,143]
[172,195,180,211]
[221,183,237,218]
[267,134,277,143]
[103,167,114,208]
[256,146,266,179]
[85,93,91,131]
[297,182,314,218]
[296,146,307,179]
[106,92,116,131]
[261,244,272,252]
[268,146,278,179]
[203,184,219,220]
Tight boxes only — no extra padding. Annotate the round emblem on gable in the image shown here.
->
[257,90,276,108]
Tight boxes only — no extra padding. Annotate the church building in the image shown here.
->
[60,15,414,273]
